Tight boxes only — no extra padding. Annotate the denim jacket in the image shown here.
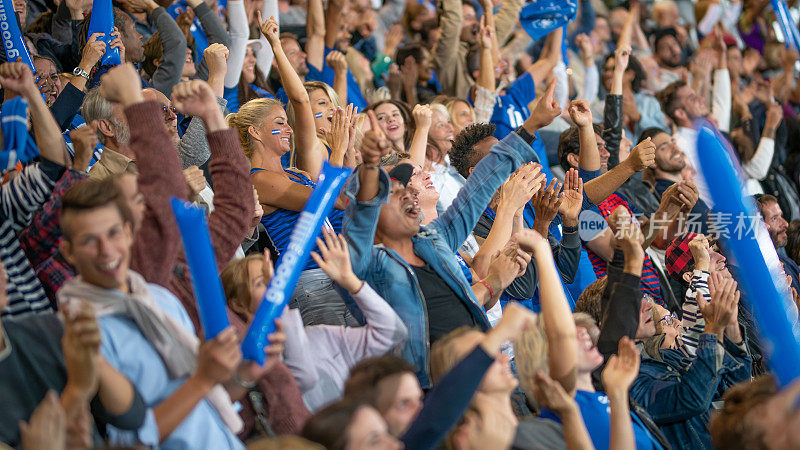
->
[343,131,536,388]
[630,333,751,450]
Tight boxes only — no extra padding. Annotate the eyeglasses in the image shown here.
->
[161,105,178,117]
[657,313,678,327]
[36,72,60,84]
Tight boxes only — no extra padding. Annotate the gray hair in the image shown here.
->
[80,88,129,145]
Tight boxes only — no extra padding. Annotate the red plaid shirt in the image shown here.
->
[19,169,87,301]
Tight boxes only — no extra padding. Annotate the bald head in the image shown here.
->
[142,88,179,143]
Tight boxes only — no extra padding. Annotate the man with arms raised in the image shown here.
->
[343,78,562,388]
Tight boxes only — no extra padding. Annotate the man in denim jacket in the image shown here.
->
[343,80,563,388]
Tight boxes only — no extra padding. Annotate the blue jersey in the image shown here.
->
[306,47,367,110]
[490,72,552,178]
[542,390,659,450]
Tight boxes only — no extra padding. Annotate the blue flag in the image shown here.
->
[519,0,578,41]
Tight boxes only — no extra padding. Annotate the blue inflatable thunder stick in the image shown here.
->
[241,162,351,364]
[696,120,800,387]
[0,0,34,69]
[171,198,230,340]
[87,0,122,66]
[771,0,800,50]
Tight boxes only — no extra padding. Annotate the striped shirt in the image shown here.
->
[678,270,709,356]
[252,168,344,271]
[1,161,61,318]
[585,193,664,305]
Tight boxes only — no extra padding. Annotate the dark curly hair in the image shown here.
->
[557,123,604,171]
[450,123,496,179]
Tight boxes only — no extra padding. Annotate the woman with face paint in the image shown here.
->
[227,15,359,328]
[285,81,359,169]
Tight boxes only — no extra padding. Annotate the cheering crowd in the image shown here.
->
[1,0,800,447]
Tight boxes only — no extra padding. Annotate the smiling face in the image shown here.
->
[450,100,474,134]
[61,204,133,292]
[460,3,479,43]
[281,37,308,77]
[142,88,179,144]
[183,48,197,78]
[761,201,789,248]
[243,45,258,84]
[656,34,682,68]
[34,58,61,106]
[652,303,681,349]
[652,131,685,174]
[576,326,604,372]
[374,103,406,146]
[429,110,454,154]
[377,180,421,240]
[257,106,293,155]
[400,159,438,211]
[675,84,708,121]
[637,296,656,338]
[310,88,336,134]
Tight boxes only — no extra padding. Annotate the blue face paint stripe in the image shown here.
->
[271,129,281,135]
[314,112,324,118]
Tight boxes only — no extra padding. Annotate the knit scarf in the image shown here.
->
[58,271,243,433]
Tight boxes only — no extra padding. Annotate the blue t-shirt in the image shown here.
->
[542,390,657,450]
[305,47,367,109]
[489,72,551,178]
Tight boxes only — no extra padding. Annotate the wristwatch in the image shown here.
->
[72,66,90,80]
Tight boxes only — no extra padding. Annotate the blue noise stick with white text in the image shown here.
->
[171,198,230,339]
[697,120,800,387]
[241,161,351,364]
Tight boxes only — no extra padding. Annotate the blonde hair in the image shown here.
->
[429,326,482,383]
[226,98,284,160]
[514,324,549,401]
[429,103,450,122]
[445,98,475,128]
[221,254,264,322]
[284,81,342,166]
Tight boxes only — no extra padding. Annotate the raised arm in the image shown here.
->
[583,136,654,205]
[434,78,561,251]
[492,0,523,45]
[517,229,577,393]
[305,0,325,71]
[476,16,496,93]
[324,0,345,49]
[224,0,248,89]
[98,64,188,286]
[402,304,537,450]
[602,337,639,450]
[432,0,463,78]
[470,164,543,279]
[149,4,188,97]
[1,62,68,167]
[343,127,392,277]
[260,14,326,179]
[408,105,432,167]
[312,230,409,355]
[172,80,254,268]
[527,27,562,88]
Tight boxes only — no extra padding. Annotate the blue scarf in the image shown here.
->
[0,97,39,171]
